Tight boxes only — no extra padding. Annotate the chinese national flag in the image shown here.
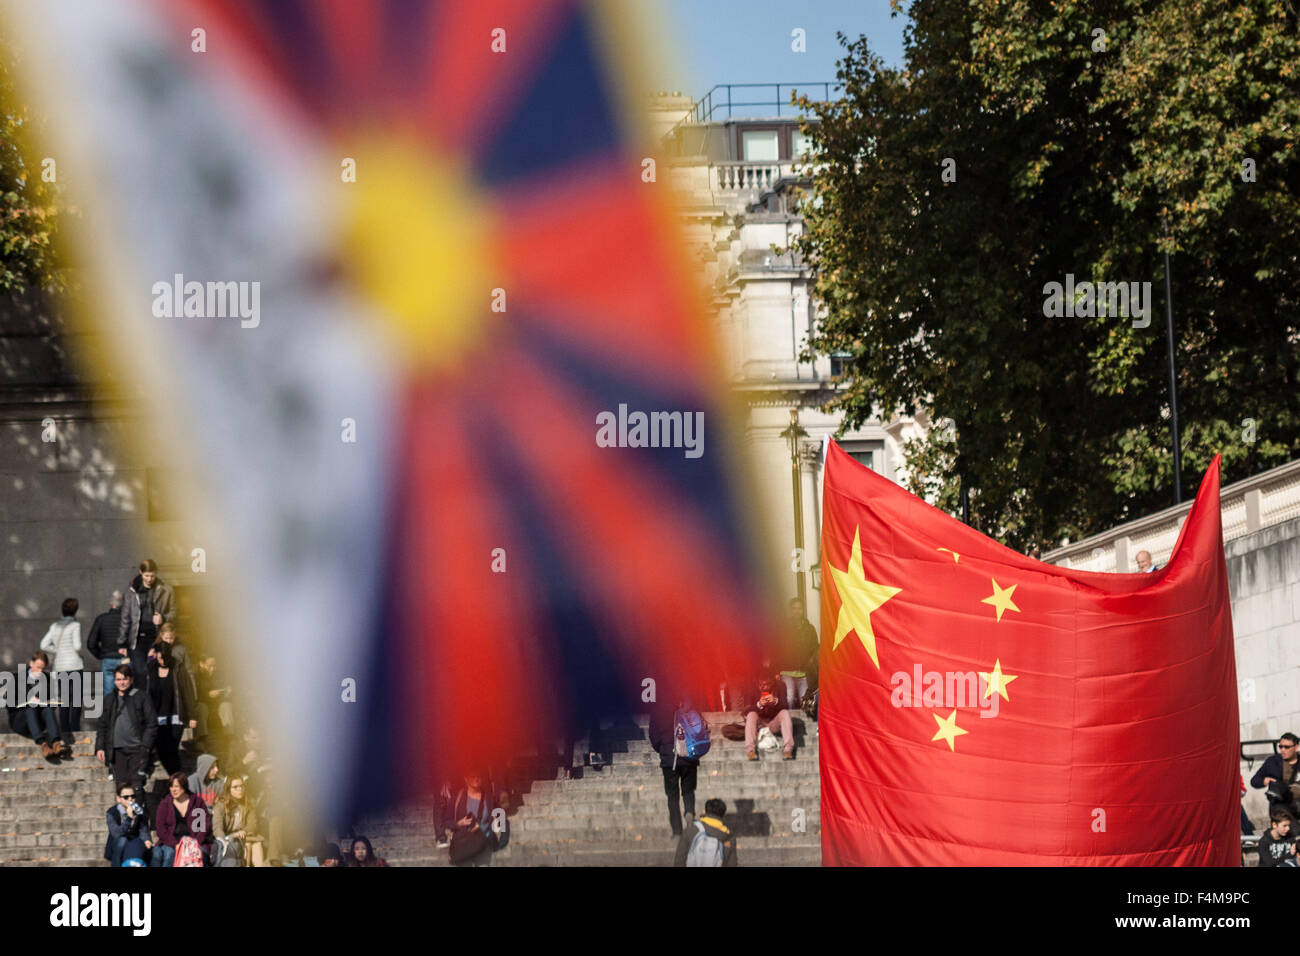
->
[819,440,1239,865]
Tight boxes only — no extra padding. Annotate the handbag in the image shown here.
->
[173,835,203,867]
[720,722,746,741]
[448,826,489,863]
[214,835,244,866]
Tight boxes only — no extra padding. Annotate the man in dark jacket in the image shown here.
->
[648,695,699,838]
[674,798,738,866]
[1251,733,1300,816]
[86,591,124,703]
[94,664,158,792]
[118,560,175,683]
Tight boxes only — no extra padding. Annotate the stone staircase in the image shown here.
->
[359,711,822,866]
[1,711,822,867]
[0,729,188,866]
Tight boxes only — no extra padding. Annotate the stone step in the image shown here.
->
[0,832,108,849]
[0,805,114,824]
[0,784,121,804]
[360,818,822,844]
[0,763,127,781]
[0,844,110,862]
[382,842,821,867]
[0,734,99,749]
[517,780,811,806]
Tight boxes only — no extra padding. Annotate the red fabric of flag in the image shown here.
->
[819,440,1239,865]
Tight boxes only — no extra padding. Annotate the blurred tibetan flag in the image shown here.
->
[4,0,775,824]
[819,440,1239,865]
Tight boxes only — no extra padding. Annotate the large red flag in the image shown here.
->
[819,440,1239,865]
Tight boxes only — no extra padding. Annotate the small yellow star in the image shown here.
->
[978,658,1018,701]
[828,526,902,668]
[980,578,1020,622]
[937,547,960,563]
[931,710,968,751]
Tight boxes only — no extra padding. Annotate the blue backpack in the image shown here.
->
[674,704,710,761]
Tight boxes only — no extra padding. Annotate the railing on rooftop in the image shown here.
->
[683,82,844,124]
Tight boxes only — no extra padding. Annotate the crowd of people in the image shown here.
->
[11,562,825,868]
[10,558,388,867]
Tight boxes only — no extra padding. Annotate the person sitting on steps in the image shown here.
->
[21,651,66,763]
[743,673,795,761]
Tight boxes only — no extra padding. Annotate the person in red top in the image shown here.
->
[151,771,214,866]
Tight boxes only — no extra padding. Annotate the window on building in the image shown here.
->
[742,129,779,161]
[791,129,811,157]
[829,350,852,378]
[840,441,885,473]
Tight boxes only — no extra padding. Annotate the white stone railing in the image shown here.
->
[712,161,796,193]
[1044,458,1300,572]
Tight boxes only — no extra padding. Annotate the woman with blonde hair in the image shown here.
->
[214,775,264,866]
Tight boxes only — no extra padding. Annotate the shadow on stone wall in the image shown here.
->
[0,288,183,672]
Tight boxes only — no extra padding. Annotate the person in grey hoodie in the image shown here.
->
[189,752,225,811]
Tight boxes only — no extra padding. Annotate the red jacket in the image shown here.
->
[155,796,213,849]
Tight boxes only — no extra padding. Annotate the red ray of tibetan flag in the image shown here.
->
[2,0,773,824]
[819,440,1239,866]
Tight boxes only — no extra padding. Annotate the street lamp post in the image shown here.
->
[1163,214,1183,505]
[781,408,809,606]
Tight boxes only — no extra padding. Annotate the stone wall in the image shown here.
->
[1230,515,1300,822]
[0,293,194,672]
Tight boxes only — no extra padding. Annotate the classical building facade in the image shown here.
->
[653,87,929,621]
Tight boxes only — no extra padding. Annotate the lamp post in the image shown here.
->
[780,408,809,606]
[1162,213,1183,505]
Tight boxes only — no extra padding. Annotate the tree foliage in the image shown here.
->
[796,0,1300,552]
[0,37,66,295]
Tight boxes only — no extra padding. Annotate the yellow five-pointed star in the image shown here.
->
[979,658,1018,701]
[931,709,968,751]
[981,578,1020,622]
[829,527,902,668]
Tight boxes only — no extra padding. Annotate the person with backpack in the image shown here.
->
[648,695,710,838]
[674,798,738,867]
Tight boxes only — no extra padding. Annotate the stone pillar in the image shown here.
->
[1114,536,1132,573]
[1245,489,1263,534]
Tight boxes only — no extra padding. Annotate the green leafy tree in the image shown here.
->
[797,0,1299,552]
[0,37,66,295]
